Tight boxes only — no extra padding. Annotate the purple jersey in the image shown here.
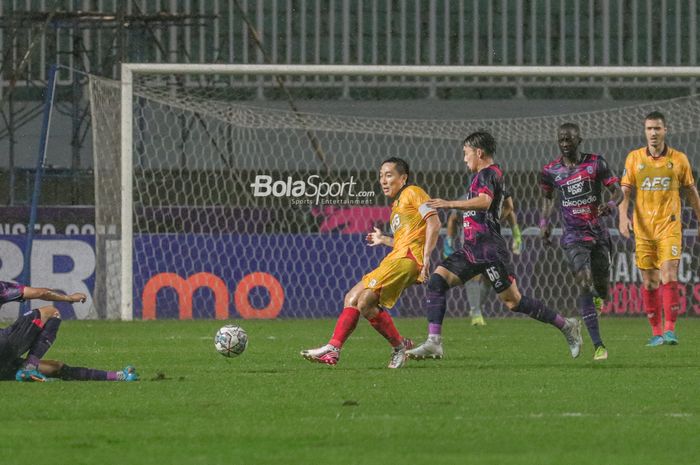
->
[0,281,24,306]
[540,153,619,245]
[461,164,509,263]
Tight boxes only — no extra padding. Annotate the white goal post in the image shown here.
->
[109,64,700,321]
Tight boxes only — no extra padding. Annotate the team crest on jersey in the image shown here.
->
[638,164,645,170]
[586,166,594,174]
[667,161,673,169]
[390,213,401,232]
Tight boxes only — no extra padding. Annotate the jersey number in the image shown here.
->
[486,266,501,282]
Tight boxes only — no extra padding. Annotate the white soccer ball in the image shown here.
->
[214,325,248,357]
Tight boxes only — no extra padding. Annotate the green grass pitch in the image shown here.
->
[2,317,699,465]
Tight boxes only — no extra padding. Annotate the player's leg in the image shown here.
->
[20,306,61,372]
[465,276,486,326]
[566,243,606,358]
[38,359,139,381]
[496,273,582,358]
[659,254,681,345]
[636,238,664,345]
[300,281,365,365]
[589,242,613,360]
[407,252,475,360]
[6,308,52,382]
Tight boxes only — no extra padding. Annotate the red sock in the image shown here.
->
[368,310,403,347]
[662,282,681,332]
[328,307,360,348]
[641,287,663,336]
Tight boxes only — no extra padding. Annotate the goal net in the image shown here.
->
[88,67,700,320]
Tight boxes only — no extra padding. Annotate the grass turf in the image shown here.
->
[2,317,699,465]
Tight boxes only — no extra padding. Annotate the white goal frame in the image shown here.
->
[119,64,700,320]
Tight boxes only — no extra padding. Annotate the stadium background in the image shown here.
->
[1,1,699,320]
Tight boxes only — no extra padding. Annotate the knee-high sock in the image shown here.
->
[662,282,681,332]
[367,310,403,347]
[465,279,482,317]
[579,290,603,347]
[426,274,450,336]
[24,317,61,370]
[329,307,360,348]
[642,287,662,336]
[512,295,566,329]
[58,364,121,381]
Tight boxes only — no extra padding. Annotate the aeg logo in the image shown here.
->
[640,177,671,191]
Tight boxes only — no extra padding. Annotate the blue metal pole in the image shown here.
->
[20,64,58,314]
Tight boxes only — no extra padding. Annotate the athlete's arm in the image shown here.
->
[682,184,700,237]
[599,181,624,216]
[539,191,555,245]
[618,185,634,239]
[366,227,393,247]
[22,286,86,303]
[426,193,492,211]
[502,197,523,254]
[420,214,441,283]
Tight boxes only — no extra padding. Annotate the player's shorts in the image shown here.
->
[0,281,24,305]
[0,309,43,380]
[440,249,514,293]
[635,235,682,270]
[563,239,611,277]
[362,257,420,309]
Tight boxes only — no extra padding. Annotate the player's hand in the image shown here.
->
[366,227,385,247]
[425,198,451,209]
[419,259,431,283]
[68,292,87,303]
[598,201,617,217]
[618,216,633,239]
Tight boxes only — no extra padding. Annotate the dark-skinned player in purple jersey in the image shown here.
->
[539,123,623,361]
[407,131,583,360]
[0,280,139,382]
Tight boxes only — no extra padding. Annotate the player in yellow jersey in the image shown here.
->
[301,157,440,368]
[619,111,700,346]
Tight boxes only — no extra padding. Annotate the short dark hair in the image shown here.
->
[558,122,581,136]
[463,131,496,156]
[381,157,410,183]
[644,111,666,126]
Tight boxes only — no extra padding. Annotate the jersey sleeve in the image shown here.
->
[596,155,619,186]
[475,170,497,199]
[408,186,436,219]
[620,153,636,188]
[678,153,696,187]
[539,166,554,194]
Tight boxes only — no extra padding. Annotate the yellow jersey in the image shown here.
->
[620,146,695,239]
[384,185,436,266]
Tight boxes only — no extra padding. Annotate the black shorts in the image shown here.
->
[563,240,611,278]
[441,249,515,293]
[0,309,43,380]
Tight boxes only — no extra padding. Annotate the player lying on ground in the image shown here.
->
[407,131,583,360]
[0,280,139,382]
[619,111,700,347]
[301,157,440,368]
[540,122,623,361]
[444,188,523,326]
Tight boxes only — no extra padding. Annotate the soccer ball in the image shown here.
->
[214,325,248,357]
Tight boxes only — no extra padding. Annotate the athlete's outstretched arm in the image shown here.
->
[426,194,492,211]
[420,214,441,282]
[501,197,522,254]
[618,185,634,239]
[682,184,700,236]
[22,286,86,303]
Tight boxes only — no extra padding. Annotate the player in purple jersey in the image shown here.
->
[0,280,138,382]
[407,131,583,360]
[539,123,623,361]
